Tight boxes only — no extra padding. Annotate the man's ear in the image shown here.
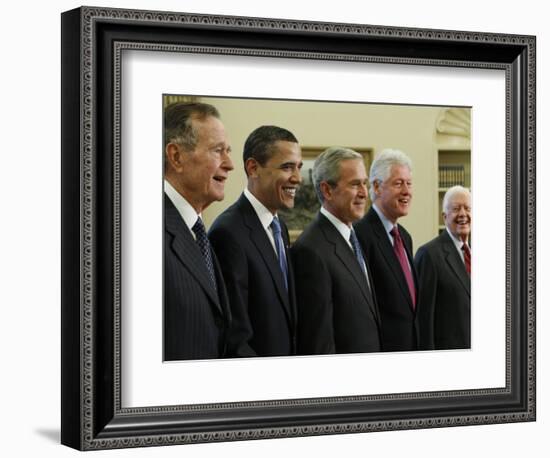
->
[319,181,333,201]
[245,157,259,178]
[372,179,381,198]
[165,143,183,172]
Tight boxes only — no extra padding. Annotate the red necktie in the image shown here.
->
[462,242,471,275]
[390,226,416,310]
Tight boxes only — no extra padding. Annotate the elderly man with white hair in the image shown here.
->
[354,148,418,352]
[414,185,471,350]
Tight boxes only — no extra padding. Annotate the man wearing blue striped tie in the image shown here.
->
[210,126,303,357]
[291,147,381,354]
[163,102,234,361]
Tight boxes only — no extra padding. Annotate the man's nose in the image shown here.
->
[290,167,301,182]
[222,151,234,171]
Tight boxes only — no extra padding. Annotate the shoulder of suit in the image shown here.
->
[209,200,243,230]
[353,216,376,246]
[292,218,323,249]
[291,232,323,260]
[416,237,438,255]
[357,207,376,226]
[416,233,449,262]
[424,230,452,249]
[397,222,412,236]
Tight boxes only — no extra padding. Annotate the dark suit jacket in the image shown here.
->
[164,195,231,361]
[291,212,381,355]
[208,194,297,357]
[354,207,418,351]
[414,230,471,350]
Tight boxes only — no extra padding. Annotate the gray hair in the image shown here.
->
[369,149,413,201]
[164,102,220,151]
[313,146,363,203]
[443,185,471,213]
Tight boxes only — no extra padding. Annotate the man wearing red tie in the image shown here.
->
[414,186,472,350]
[354,149,418,351]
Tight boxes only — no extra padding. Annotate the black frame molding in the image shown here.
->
[61,6,536,450]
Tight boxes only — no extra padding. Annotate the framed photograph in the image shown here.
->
[61,6,535,450]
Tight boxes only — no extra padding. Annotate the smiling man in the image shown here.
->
[291,147,381,354]
[414,186,471,350]
[354,149,418,351]
[163,102,234,361]
[209,125,302,357]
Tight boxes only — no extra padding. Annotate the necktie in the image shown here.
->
[462,242,471,276]
[390,226,416,309]
[349,229,372,292]
[270,216,289,291]
[191,217,218,293]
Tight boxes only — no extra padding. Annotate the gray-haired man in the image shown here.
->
[414,185,471,350]
[163,102,234,361]
[354,149,418,351]
[292,147,381,355]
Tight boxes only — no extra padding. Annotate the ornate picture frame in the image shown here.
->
[61,6,535,450]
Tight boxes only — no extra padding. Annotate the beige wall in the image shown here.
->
[199,96,456,251]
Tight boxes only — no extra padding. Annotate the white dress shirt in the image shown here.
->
[446,226,469,264]
[320,206,371,288]
[244,188,278,255]
[372,203,412,272]
[372,203,396,246]
[164,179,201,238]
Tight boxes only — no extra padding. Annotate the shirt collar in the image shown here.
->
[164,179,200,231]
[372,203,396,234]
[320,206,352,243]
[244,188,276,230]
[446,226,469,250]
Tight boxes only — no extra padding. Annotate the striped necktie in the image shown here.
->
[350,229,372,293]
[191,217,218,293]
[270,216,289,291]
[390,226,416,309]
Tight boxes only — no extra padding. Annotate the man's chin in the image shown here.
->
[281,200,295,210]
[209,193,224,204]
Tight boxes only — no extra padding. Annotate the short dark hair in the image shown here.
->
[242,125,298,174]
[164,102,220,151]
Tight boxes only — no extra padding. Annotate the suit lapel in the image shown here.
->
[164,196,222,314]
[368,209,415,310]
[318,214,379,323]
[440,231,471,296]
[238,195,293,322]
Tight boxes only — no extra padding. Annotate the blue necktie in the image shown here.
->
[350,229,372,292]
[349,229,367,275]
[270,216,289,291]
[191,217,218,293]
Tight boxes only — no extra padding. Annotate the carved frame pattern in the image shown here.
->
[61,6,536,450]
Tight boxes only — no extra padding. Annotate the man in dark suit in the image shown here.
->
[209,126,302,357]
[414,185,471,350]
[354,149,418,351]
[163,102,234,361]
[291,147,381,355]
